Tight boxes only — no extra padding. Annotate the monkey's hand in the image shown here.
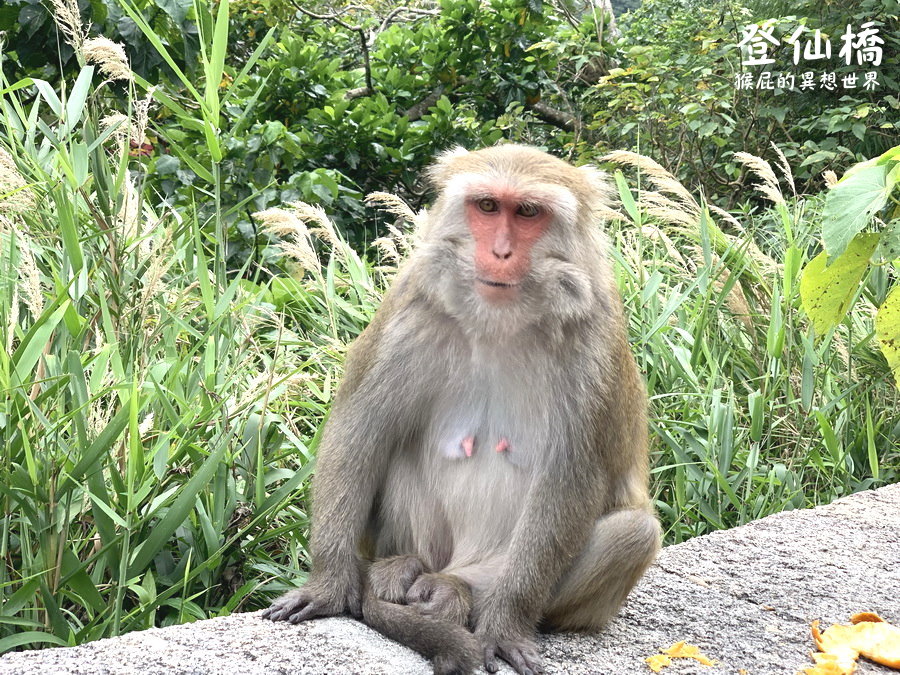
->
[262,568,362,623]
[478,628,544,675]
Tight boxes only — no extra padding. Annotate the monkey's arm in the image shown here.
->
[264,292,427,623]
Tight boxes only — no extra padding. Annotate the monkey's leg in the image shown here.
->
[368,554,430,604]
[542,509,660,632]
[407,573,473,627]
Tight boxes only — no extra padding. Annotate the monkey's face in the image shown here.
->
[419,145,612,334]
[463,189,552,305]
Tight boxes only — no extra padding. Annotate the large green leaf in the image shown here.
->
[0,632,67,652]
[12,301,69,385]
[875,286,900,387]
[822,163,895,259]
[800,233,880,335]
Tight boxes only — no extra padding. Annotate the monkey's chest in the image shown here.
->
[378,386,545,564]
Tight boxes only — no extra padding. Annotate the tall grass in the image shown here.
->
[0,0,896,655]
[604,150,899,543]
[0,0,385,652]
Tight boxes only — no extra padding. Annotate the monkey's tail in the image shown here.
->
[361,585,480,675]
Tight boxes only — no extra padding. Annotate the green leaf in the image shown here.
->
[0,632,68,653]
[63,404,131,493]
[876,218,900,262]
[12,301,70,385]
[60,550,106,614]
[157,0,192,25]
[614,170,639,223]
[800,233,880,335]
[61,67,94,137]
[32,79,62,115]
[127,441,228,576]
[875,285,900,387]
[798,150,835,168]
[203,0,230,131]
[822,163,895,258]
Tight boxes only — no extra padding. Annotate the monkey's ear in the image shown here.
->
[427,146,470,190]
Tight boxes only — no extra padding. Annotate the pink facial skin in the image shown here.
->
[464,190,551,304]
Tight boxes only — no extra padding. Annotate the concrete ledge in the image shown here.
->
[2,484,898,674]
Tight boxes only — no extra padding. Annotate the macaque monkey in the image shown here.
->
[263,144,660,675]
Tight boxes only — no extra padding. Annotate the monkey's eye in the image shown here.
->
[477,198,499,213]
[517,203,540,218]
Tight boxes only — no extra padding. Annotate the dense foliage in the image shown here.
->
[0,0,897,655]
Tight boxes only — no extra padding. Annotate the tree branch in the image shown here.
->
[403,84,445,120]
[294,3,373,96]
[527,100,577,131]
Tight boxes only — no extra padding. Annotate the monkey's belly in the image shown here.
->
[374,437,532,571]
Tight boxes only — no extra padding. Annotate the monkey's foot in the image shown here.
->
[482,634,544,675]
[406,573,473,627]
[369,554,429,604]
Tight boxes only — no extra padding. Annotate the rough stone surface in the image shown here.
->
[2,483,898,674]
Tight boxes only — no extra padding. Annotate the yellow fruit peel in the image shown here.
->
[645,641,716,672]
[645,653,671,673]
[804,612,900,674]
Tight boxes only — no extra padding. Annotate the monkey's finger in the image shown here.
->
[500,645,544,675]
[261,604,296,622]
[483,646,500,673]
[287,601,324,623]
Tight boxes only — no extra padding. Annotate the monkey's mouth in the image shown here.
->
[476,278,519,289]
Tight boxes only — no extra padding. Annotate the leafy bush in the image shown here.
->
[582,0,899,201]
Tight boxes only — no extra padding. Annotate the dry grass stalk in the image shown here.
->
[101,113,131,151]
[117,174,156,260]
[639,190,699,226]
[254,207,320,272]
[84,37,134,82]
[138,412,155,438]
[770,143,796,197]
[595,202,628,223]
[289,202,338,247]
[365,192,419,226]
[734,151,785,205]
[16,232,45,318]
[0,148,35,216]
[139,228,175,315]
[709,254,754,333]
[708,204,744,232]
[50,0,87,55]
[373,236,402,265]
[641,224,691,272]
[132,87,155,146]
[823,170,838,189]
[602,150,699,212]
